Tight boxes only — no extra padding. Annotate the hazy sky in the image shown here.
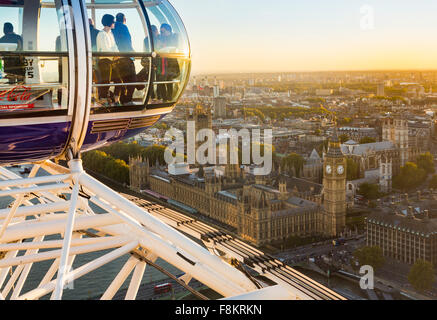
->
[171,0,437,75]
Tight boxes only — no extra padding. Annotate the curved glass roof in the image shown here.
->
[82,0,190,56]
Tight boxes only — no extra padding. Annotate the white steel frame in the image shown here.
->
[0,160,307,300]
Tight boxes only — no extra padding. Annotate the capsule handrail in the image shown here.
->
[0,51,69,57]
[91,82,150,88]
[0,51,188,59]
[91,80,180,88]
[0,83,65,90]
[91,52,189,59]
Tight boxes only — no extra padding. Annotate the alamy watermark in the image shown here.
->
[164,121,273,175]
[58,265,75,291]
[360,5,375,30]
[359,265,374,290]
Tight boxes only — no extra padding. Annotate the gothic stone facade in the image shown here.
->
[382,116,421,167]
[130,133,349,244]
[134,165,326,247]
[341,140,399,193]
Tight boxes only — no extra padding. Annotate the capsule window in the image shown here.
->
[0,0,70,115]
[142,0,189,55]
[142,0,190,106]
[86,0,191,112]
[86,0,153,111]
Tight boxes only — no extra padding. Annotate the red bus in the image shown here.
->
[154,283,172,295]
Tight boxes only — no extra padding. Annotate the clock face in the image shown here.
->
[337,165,345,175]
[326,165,332,174]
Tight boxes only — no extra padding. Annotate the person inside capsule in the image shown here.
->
[0,22,25,84]
[89,18,100,52]
[143,24,160,53]
[156,23,180,102]
[112,13,137,105]
[137,25,159,99]
[159,23,179,50]
[96,14,120,106]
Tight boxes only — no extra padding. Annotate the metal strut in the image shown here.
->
[80,229,209,300]
[1,160,283,300]
[0,160,345,300]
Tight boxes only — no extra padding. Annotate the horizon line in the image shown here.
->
[191,68,437,77]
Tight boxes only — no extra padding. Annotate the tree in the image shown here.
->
[359,137,376,144]
[153,122,168,130]
[339,134,350,144]
[357,183,381,200]
[408,260,435,292]
[82,150,129,185]
[417,152,435,175]
[100,141,143,164]
[246,109,265,123]
[393,162,427,192]
[346,158,360,181]
[429,175,437,189]
[338,117,352,126]
[354,246,385,270]
[141,145,166,166]
[281,153,305,178]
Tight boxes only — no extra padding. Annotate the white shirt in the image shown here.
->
[96,30,118,52]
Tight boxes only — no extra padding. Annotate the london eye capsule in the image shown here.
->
[0,0,191,165]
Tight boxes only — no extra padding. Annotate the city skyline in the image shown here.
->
[1,0,437,303]
[172,0,437,74]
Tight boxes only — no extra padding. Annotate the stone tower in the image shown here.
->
[323,129,347,237]
[186,104,213,164]
[279,178,288,201]
[129,156,149,192]
[379,153,392,193]
[205,173,221,195]
[382,116,408,167]
[186,104,212,137]
[225,163,241,182]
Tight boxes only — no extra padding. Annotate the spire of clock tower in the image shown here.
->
[327,127,343,158]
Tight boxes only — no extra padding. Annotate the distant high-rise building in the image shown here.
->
[377,82,385,96]
[213,85,220,98]
[384,80,393,87]
[213,96,227,119]
[219,80,225,90]
[203,77,209,87]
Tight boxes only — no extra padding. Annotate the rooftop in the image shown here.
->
[367,210,437,236]
[254,184,280,194]
[284,176,323,195]
[341,141,396,156]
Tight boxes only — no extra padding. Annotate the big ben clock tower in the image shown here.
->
[323,129,346,237]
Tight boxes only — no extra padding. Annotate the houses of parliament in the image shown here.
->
[130,106,347,247]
